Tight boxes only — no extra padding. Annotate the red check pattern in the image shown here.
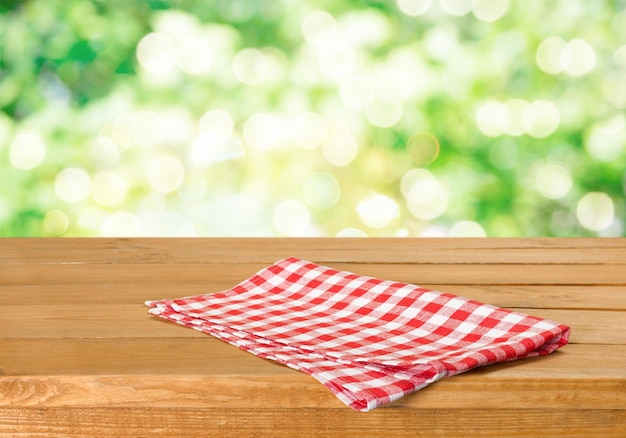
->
[146,257,570,412]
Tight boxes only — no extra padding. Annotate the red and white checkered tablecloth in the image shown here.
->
[146,257,571,412]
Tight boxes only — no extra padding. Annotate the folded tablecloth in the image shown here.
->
[146,257,571,412]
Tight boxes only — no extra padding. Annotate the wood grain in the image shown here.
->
[2,340,624,379]
[2,344,625,409]
[0,304,623,344]
[2,237,625,264]
[1,238,625,437]
[2,283,624,309]
[1,408,624,437]
[3,262,626,285]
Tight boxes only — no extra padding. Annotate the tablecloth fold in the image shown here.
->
[146,257,570,411]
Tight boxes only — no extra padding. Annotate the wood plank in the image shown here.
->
[427,284,626,310]
[0,304,205,339]
[0,283,218,305]
[0,304,622,344]
[0,337,295,377]
[1,238,625,264]
[2,237,624,251]
[2,283,624,310]
[0,371,623,412]
[1,407,623,438]
[2,262,626,286]
[1,355,624,410]
[515,308,625,344]
[1,339,624,380]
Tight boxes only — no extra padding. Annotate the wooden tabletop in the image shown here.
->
[1,238,625,437]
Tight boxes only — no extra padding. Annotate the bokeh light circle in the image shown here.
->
[536,36,567,74]
[560,38,596,76]
[356,194,399,228]
[44,210,69,235]
[365,93,404,128]
[472,0,509,22]
[92,172,129,206]
[198,109,234,142]
[177,35,214,75]
[232,48,269,85]
[401,169,448,220]
[523,100,560,138]
[302,172,340,210]
[449,221,486,237]
[476,101,510,137]
[147,157,185,194]
[396,0,433,17]
[585,115,626,161]
[10,131,46,170]
[243,113,282,151]
[55,168,92,203]
[322,131,359,166]
[439,0,473,16]
[290,112,328,150]
[136,32,177,74]
[336,228,368,237]
[534,162,572,199]
[576,192,614,231]
[302,11,337,47]
[406,132,440,166]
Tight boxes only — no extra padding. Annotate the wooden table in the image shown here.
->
[1,238,625,437]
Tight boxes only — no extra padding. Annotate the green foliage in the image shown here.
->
[0,0,624,237]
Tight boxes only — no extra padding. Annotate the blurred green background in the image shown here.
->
[1,0,625,237]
